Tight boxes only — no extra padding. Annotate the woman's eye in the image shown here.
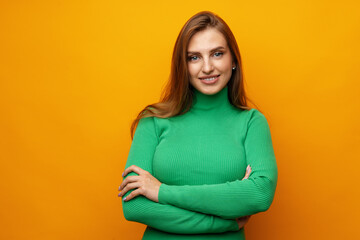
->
[214,52,223,57]
[188,56,199,61]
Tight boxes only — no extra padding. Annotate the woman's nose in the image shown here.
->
[202,59,214,73]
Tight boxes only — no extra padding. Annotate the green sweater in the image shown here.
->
[122,86,278,240]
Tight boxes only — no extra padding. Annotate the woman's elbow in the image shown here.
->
[255,193,275,213]
[253,177,277,213]
[122,203,137,222]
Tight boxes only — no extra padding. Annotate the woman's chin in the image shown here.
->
[192,83,226,95]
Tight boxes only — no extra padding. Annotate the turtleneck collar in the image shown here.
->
[191,85,233,111]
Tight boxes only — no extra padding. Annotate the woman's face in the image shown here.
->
[187,27,234,95]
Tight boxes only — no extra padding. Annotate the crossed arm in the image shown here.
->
[156,111,278,219]
[120,117,239,234]
[119,110,278,232]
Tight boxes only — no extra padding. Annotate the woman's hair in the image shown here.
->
[130,11,255,139]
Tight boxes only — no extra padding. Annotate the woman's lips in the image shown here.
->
[199,74,220,84]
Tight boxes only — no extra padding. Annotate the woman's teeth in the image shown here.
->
[202,76,218,81]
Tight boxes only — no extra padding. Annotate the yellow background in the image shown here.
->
[1,0,359,239]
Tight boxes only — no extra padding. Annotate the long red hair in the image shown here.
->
[130,11,255,139]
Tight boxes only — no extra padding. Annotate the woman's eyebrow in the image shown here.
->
[187,46,226,54]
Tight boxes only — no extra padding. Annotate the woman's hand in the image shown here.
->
[236,165,252,229]
[118,165,162,203]
[242,165,252,180]
[236,215,251,229]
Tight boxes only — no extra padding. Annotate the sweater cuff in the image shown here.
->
[158,183,171,205]
[231,220,240,231]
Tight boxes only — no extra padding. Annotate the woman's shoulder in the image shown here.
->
[242,108,274,135]
[234,107,265,119]
[243,108,265,118]
[136,116,159,135]
[234,108,270,128]
[137,116,170,134]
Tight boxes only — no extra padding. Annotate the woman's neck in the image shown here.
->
[191,85,232,111]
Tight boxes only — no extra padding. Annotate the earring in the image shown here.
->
[232,66,236,70]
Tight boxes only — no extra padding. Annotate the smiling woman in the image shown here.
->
[187,28,235,95]
[118,11,278,240]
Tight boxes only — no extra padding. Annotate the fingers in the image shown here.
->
[122,165,145,178]
[236,215,251,229]
[242,165,252,180]
[122,188,142,201]
[119,175,139,191]
[118,165,147,201]
[118,182,141,198]
[236,215,251,221]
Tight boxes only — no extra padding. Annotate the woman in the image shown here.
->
[118,11,278,240]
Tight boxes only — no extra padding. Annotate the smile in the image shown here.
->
[202,76,217,81]
[199,75,220,84]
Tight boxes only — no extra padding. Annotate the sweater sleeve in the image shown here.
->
[157,109,278,219]
[122,117,239,234]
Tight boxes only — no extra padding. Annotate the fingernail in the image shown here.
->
[118,192,121,197]
[118,186,121,191]
[123,197,127,201]
[122,172,124,177]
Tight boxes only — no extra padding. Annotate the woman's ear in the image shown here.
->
[232,61,236,69]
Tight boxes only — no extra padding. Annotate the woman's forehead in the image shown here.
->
[187,28,228,53]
